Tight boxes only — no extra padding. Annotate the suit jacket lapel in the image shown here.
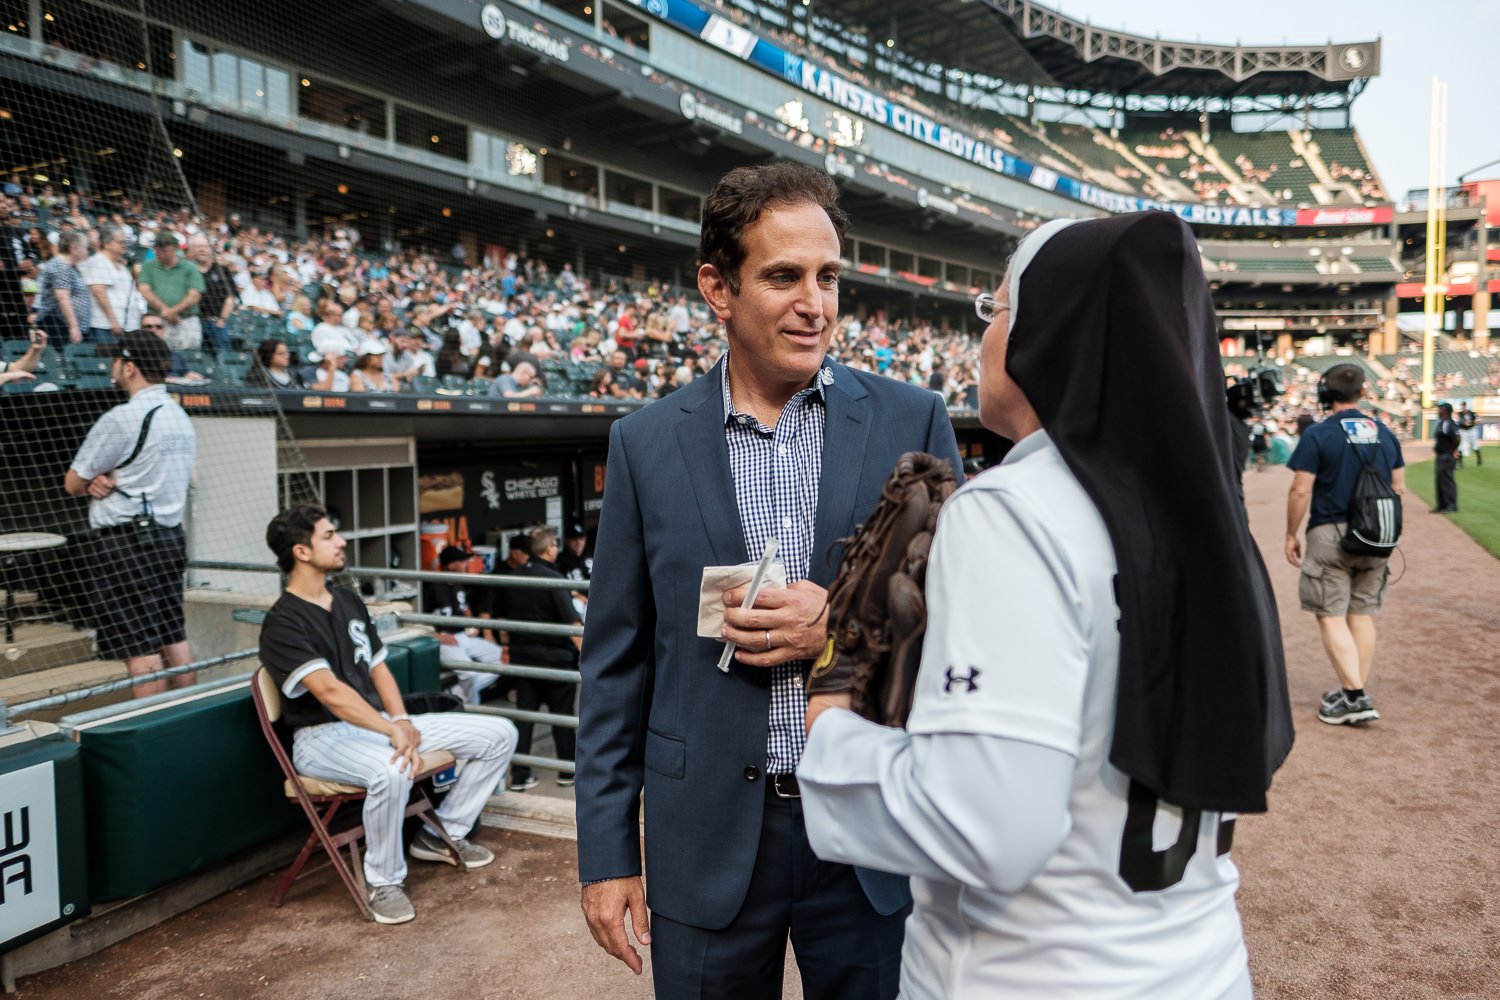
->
[675,364,748,566]
[812,366,870,586]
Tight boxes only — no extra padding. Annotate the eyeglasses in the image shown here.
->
[974,292,1009,324]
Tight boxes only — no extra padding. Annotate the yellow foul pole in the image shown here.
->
[1421,77,1448,428]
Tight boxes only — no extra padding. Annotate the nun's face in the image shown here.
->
[700,200,840,391]
[978,279,1017,434]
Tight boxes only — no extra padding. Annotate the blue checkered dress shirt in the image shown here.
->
[721,354,834,774]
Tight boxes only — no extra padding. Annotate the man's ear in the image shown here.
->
[292,541,312,566]
[697,263,733,322]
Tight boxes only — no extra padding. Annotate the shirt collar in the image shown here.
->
[1001,428,1053,466]
[719,351,833,429]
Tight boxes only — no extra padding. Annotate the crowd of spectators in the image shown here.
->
[3,173,1490,419]
[0,176,985,408]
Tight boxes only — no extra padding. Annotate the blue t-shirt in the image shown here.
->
[1287,409,1403,529]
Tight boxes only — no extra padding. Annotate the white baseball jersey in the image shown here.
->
[800,431,1249,999]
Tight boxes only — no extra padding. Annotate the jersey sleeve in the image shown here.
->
[905,487,1089,757]
[258,608,332,698]
[1286,433,1319,474]
[1383,426,1405,469]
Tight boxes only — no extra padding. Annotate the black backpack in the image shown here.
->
[1340,426,1401,557]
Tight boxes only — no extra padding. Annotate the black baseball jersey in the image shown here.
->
[259,587,387,734]
[421,580,471,633]
[1458,410,1477,430]
[555,550,593,582]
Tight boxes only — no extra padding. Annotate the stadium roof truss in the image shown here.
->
[804,0,1379,109]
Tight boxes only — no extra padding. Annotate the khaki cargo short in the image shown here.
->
[1299,522,1391,617]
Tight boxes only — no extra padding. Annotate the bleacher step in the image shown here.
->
[0,622,97,676]
[0,659,131,721]
[0,589,38,608]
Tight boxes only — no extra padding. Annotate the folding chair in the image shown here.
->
[250,667,464,920]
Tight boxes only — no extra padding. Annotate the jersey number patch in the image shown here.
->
[1118,780,1234,893]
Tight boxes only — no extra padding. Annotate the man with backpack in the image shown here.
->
[1285,364,1405,726]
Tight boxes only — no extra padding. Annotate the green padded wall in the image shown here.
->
[382,640,412,692]
[80,688,302,902]
[77,636,447,902]
[400,635,442,693]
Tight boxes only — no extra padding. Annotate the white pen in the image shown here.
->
[718,537,779,672]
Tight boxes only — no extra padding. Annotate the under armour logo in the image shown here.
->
[944,666,980,693]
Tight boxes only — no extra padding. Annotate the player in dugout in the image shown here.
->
[797,214,1293,999]
[258,504,518,924]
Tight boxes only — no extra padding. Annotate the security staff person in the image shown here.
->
[504,528,582,791]
[64,330,197,696]
[1433,403,1460,514]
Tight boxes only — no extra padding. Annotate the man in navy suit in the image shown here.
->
[576,161,964,999]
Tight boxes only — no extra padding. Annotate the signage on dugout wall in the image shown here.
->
[0,737,88,953]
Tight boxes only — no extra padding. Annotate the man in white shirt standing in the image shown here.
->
[798,214,1291,1000]
[64,331,198,696]
[81,226,141,344]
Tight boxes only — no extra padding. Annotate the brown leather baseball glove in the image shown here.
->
[807,451,958,727]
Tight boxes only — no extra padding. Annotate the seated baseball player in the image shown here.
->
[798,214,1293,998]
[259,504,519,925]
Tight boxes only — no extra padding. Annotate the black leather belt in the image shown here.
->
[768,773,800,799]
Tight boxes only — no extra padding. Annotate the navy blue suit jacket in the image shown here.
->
[576,360,964,929]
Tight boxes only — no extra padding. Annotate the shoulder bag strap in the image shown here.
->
[118,404,164,470]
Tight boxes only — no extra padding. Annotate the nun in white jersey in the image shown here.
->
[797,212,1293,999]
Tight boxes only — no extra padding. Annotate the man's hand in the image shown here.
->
[387,719,422,774]
[1285,534,1302,568]
[721,579,828,667]
[437,633,458,646]
[86,474,117,500]
[581,876,651,975]
[805,691,852,735]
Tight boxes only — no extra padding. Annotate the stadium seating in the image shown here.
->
[1112,128,1385,206]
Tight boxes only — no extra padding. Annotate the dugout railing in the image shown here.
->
[0,565,587,778]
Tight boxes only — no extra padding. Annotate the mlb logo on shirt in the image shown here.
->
[1340,417,1378,444]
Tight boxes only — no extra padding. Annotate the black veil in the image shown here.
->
[1004,211,1293,814]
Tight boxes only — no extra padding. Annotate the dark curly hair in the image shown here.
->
[699,161,848,295]
[266,503,329,574]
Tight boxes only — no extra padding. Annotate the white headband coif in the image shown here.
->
[1007,217,1083,333]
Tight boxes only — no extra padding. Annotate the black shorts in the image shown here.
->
[93,523,187,660]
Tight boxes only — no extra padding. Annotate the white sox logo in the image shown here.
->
[349,620,373,667]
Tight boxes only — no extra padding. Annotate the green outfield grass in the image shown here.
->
[1405,457,1500,559]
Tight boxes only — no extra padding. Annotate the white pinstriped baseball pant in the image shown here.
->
[292,712,518,887]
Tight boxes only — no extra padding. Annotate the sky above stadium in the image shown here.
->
[1062,0,1496,201]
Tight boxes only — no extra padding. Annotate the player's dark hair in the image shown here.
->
[1322,363,1364,404]
[266,503,329,574]
[699,161,848,295]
